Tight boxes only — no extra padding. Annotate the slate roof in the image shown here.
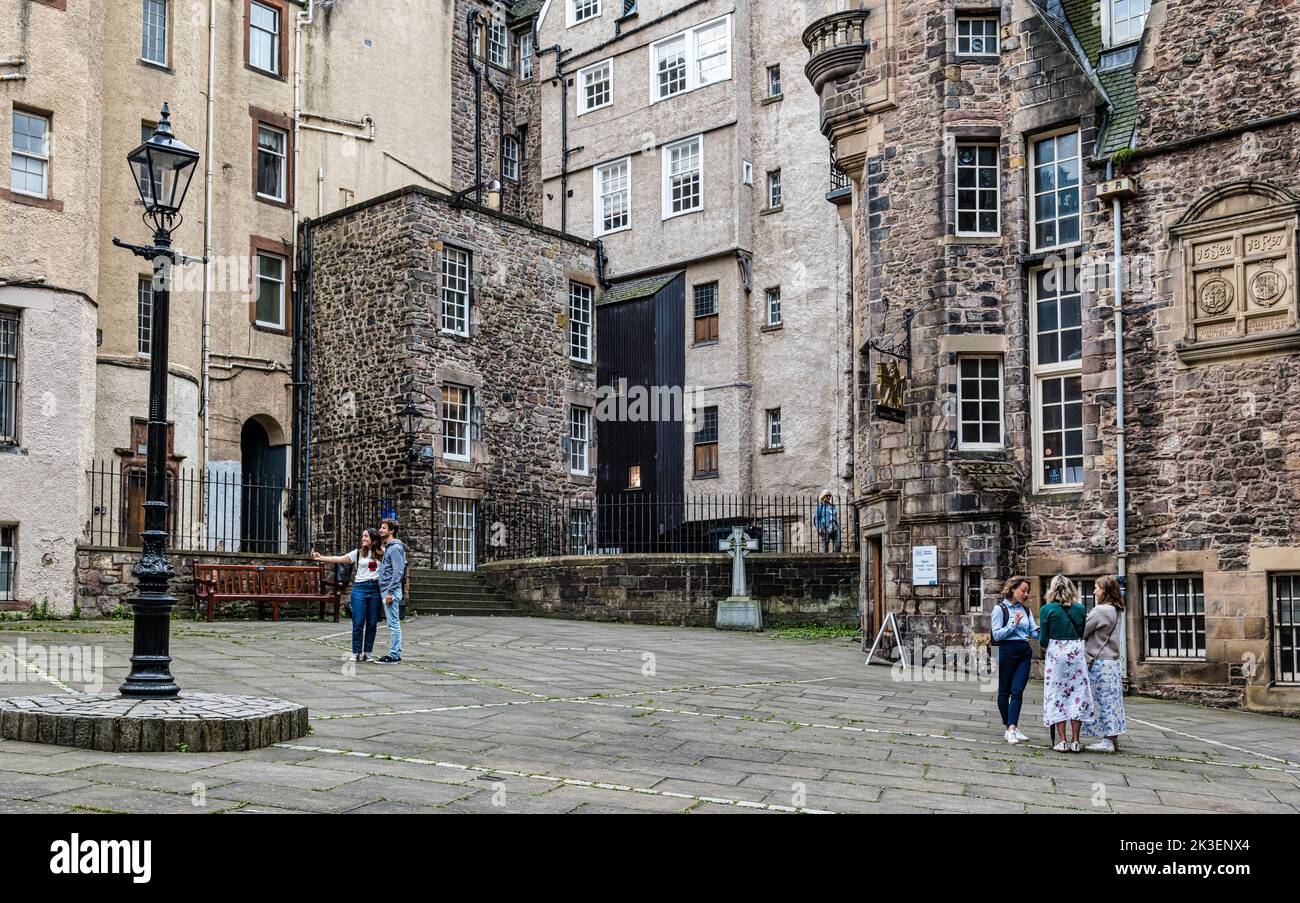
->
[597,272,681,306]
[1030,0,1141,157]
[509,0,545,22]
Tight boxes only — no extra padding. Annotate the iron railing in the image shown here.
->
[479,492,857,561]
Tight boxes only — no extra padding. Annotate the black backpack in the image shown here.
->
[988,601,1017,648]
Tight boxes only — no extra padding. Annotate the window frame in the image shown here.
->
[1101,0,1150,49]
[255,122,288,203]
[10,108,50,200]
[661,134,703,219]
[501,133,520,182]
[440,245,472,338]
[1142,575,1207,661]
[649,15,732,103]
[0,524,14,602]
[626,464,642,490]
[569,281,594,363]
[1028,126,1083,252]
[441,383,472,462]
[486,20,509,69]
[766,407,782,449]
[692,281,718,344]
[568,0,601,27]
[955,15,1000,57]
[252,248,287,332]
[245,0,287,78]
[577,58,614,116]
[765,286,782,327]
[1029,263,1085,491]
[137,276,154,358]
[1272,573,1300,685]
[956,354,1004,451]
[0,309,19,446]
[568,405,591,475]
[766,169,782,210]
[693,405,719,477]
[516,30,534,80]
[141,0,170,67]
[955,142,1000,237]
[767,64,781,98]
[593,156,631,237]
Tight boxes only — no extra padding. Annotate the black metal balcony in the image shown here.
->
[803,10,870,93]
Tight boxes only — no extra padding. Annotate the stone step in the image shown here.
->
[411,608,529,618]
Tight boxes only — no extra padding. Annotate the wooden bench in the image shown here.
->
[193,563,342,623]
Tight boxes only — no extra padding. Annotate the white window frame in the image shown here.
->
[1272,573,1300,685]
[249,0,281,75]
[742,161,753,185]
[441,384,472,462]
[661,134,703,219]
[766,286,782,326]
[502,134,520,181]
[142,0,169,67]
[517,31,534,80]
[955,16,999,56]
[487,20,509,68]
[649,15,732,103]
[593,157,631,237]
[10,110,49,200]
[766,408,782,449]
[569,281,594,362]
[1029,127,1082,252]
[955,142,999,237]
[577,59,613,115]
[256,124,287,202]
[956,354,1003,451]
[567,0,600,27]
[0,310,18,446]
[441,245,472,338]
[138,276,153,357]
[254,251,286,330]
[1101,0,1150,48]
[767,64,781,98]
[1030,264,1084,491]
[568,406,591,475]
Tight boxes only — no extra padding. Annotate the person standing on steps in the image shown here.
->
[374,518,407,664]
[991,575,1038,745]
[312,527,384,662]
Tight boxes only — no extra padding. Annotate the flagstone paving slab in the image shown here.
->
[0,616,1297,813]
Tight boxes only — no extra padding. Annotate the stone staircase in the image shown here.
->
[406,569,528,617]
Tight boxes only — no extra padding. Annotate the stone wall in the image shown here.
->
[75,546,325,620]
[478,553,860,626]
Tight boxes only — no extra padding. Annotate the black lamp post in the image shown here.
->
[112,103,203,698]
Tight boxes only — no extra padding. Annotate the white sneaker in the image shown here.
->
[1086,739,1115,753]
[1052,741,1068,752]
[1069,741,1082,753]
[1004,729,1020,745]
[1013,729,1030,742]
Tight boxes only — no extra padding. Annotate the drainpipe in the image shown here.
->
[1108,159,1130,682]
[467,10,484,205]
[200,0,216,473]
[538,42,569,230]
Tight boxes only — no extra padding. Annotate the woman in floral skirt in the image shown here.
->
[1039,575,1094,752]
[1083,575,1127,752]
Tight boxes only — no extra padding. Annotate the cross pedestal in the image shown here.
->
[716,526,762,631]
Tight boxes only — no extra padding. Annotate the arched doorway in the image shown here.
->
[241,417,286,553]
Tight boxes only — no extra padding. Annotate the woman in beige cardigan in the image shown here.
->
[1082,575,1127,752]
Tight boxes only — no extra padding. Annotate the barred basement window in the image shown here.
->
[957,355,1002,450]
[693,282,718,343]
[956,144,999,236]
[137,277,153,357]
[1143,576,1206,660]
[441,246,471,337]
[442,384,471,461]
[0,525,13,602]
[956,16,999,56]
[694,405,718,476]
[569,281,594,362]
[1273,574,1300,684]
[966,568,983,611]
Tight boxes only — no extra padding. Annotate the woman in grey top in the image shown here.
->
[1082,575,1127,752]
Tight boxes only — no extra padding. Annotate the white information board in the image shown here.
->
[911,545,938,586]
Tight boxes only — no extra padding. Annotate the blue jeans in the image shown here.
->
[382,588,403,659]
[350,580,381,655]
[997,640,1032,727]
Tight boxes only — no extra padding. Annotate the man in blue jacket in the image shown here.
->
[374,518,406,664]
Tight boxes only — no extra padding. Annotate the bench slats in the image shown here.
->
[193,563,340,623]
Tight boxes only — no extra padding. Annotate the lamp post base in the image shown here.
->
[119,590,180,698]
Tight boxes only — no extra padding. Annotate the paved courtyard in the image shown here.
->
[0,615,1297,814]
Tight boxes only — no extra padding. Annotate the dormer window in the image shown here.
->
[1102,0,1150,48]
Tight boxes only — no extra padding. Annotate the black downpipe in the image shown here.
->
[539,42,569,231]
[290,220,316,553]
[467,10,483,205]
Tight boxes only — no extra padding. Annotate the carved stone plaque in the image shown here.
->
[1197,275,1234,316]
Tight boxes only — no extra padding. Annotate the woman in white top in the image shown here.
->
[313,528,383,661]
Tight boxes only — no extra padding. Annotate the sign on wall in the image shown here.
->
[912,545,937,586]
[875,359,906,423]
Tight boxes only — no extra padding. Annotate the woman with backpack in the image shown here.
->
[991,575,1038,745]
[312,527,384,662]
[1082,575,1127,752]
[1039,574,1094,752]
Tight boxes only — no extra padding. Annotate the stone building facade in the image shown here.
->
[805,0,1300,712]
[304,186,600,568]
